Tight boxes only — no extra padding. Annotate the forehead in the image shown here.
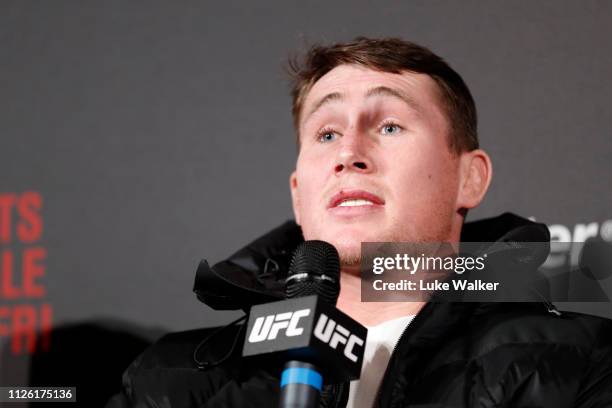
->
[301,64,445,124]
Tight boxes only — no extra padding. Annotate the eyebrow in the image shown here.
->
[304,92,343,123]
[303,86,422,124]
[365,86,422,114]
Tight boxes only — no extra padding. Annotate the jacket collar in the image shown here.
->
[192,212,557,400]
[194,212,551,312]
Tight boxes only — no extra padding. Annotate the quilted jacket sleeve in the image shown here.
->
[574,345,612,407]
[104,325,281,408]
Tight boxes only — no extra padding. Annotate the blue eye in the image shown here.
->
[318,131,337,143]
[381,123,401,135]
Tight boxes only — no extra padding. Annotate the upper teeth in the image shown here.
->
[338,199,374,207]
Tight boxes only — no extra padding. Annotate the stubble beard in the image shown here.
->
[335,228,446,269]
[335,229,407,269]
[340,251,361,268]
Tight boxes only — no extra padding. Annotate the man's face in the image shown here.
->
[290,64,463,265]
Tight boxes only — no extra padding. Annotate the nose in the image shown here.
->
[334,133,374,175]
[334,158,369,174]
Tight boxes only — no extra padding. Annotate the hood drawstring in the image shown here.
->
[193,314,247,370]
[528,287,563,317]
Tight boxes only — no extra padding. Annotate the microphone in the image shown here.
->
[280,240,341,408]
[242,240,367,408]
[284,240,341,303]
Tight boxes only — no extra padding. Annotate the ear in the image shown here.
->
[456,149,493,210]
[289,171,301,225]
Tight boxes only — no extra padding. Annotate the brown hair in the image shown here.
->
[288,37,478,154]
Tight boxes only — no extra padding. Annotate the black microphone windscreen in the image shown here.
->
[285,240,341,304]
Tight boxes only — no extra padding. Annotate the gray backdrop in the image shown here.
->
[1,0,611,386]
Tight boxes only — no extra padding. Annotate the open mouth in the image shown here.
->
[337,198,376,207]
[328,190,385,209]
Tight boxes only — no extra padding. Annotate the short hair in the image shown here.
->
[288,37,478,154]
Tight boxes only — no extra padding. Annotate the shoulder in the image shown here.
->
[116,323,280,407]
[129,326,225,370]
[124,323,248,383]
[117,326,233,406]
[428,302,612,370]
[467,303,612,357]
[462,303,612,406]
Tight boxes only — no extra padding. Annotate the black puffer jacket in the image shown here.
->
[106,214,612,407]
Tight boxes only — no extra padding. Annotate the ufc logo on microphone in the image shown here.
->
[247,309,311,343]
[314,314,364,362]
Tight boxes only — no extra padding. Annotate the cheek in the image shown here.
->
[295,165,325,213]
[294,176,324,240]
[389,151,458,211]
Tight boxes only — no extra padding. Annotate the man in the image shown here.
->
[107,37,612,407]
[287,38,491,328]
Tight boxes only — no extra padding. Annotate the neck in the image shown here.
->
[336,268,425,327]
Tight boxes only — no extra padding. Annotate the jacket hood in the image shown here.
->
[193,212,551,312]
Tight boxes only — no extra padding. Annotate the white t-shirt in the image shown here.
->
[345,315,416,408]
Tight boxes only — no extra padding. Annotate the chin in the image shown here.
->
[317,234,365,267]
[304,223,388,265]
[334,241,362,266]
